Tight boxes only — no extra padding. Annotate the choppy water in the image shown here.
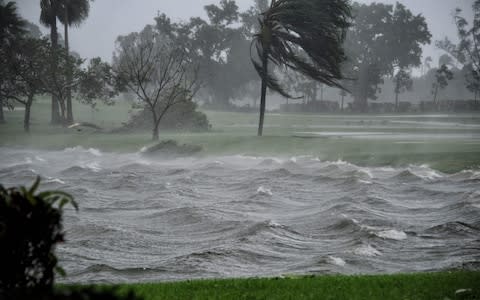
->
[1,146,479,284]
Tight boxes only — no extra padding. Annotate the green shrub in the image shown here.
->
[0,177,77,295]
[0,178,142,300]
[117,100,211,132]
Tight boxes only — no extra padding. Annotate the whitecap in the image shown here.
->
[64,146,84,152]
[376,229,407,241]
[35,156,46,162]
[353,244,382,257]
[359,180,373,185]
[84,162,101,172]
[408,165,444,180]
[87,148,102,157]
[359,168,374,178]
[139,146,149,153]
[266,220,282,228]
[327,256,346,267]
[45,178,66,185]
[64,146,102,157]
[257,186,273,196]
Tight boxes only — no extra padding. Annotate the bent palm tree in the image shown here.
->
[251,0,351,136]
[57,0,90,124]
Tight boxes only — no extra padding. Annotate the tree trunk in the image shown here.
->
[50,16,61,125]
[152,125,160,141]
[354,95,368,113]
[64,5,74,124]
[341,95,344,112]
[152,108,160,141]
[395,91,399,113]
[58,98,66,126]
[24,93,34,133]
[257,52,268,137]
[0,98,5,124]
[433,86,438,110]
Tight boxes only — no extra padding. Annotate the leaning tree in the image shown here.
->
[250,0,351,136]
[113,26,200,141]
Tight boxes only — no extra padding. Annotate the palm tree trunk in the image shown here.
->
[64,4,74,124]
[50,17,61,125]
[257,52,268,137]
[0,97,5,124]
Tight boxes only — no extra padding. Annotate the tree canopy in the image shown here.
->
[344,1,431,112]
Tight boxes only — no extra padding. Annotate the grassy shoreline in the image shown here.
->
[1,99,480,173]
[67,272,480,300]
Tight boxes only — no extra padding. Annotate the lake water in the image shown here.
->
[0,147,479,283]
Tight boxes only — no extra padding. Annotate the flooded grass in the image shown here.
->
[1,99,480,173]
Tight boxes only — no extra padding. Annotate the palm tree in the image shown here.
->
[40,0,62,124]
[57,0,90,124]
[251,0,351,136]
[0,0,25,124]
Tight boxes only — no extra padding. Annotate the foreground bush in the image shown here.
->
[0,178,141,300]
[0,178,76,294]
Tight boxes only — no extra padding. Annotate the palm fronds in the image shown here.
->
[251,0,351,97]
[57,0,90,27]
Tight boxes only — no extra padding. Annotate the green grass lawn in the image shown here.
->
[1,98,480,173]
[71,272,480,300]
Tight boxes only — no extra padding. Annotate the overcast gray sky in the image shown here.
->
[15,0,474,66]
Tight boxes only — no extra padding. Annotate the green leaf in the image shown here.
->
[29,176,41,194]
[55,266,67,277]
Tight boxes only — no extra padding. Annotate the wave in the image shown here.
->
[327,256,347,267]
[256,186,273,196]
[64,146,103,157]
[375,229,407,241]
[424,222,480,236]
[353,244,382,257]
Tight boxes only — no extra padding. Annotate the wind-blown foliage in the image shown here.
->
[437,0,480,100]
[0,0,25,44]
[251,0,351,136]
[0,0,25,124]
